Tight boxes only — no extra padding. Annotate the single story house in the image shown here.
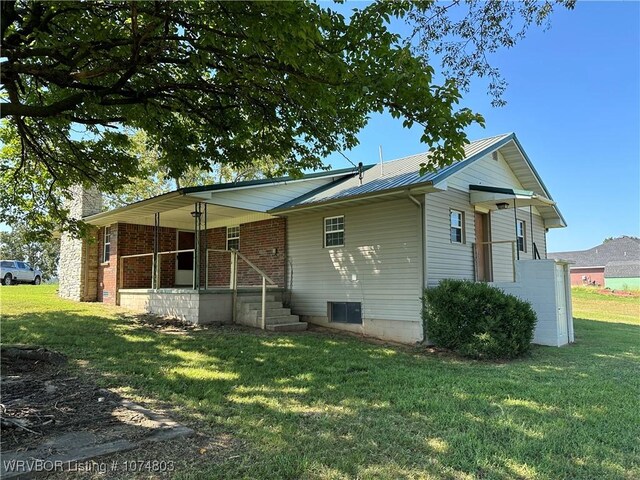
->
[59,133,574,346]
[550,236,640,289]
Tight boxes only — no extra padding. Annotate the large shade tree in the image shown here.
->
[103,129,279,210]
[0,0,573,238]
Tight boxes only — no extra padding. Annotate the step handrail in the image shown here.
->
[203,248,277,329]
[474,240,517,282]
[234,250,277,329]
[235,251,277,286]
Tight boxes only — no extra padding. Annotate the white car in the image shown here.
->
[0,260,43,285]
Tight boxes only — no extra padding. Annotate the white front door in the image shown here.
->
[175,231,195,286]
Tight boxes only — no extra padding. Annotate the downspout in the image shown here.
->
[408,192,426,343]
[514,198,519,260]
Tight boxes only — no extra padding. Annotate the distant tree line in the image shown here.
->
[0,225,59,280]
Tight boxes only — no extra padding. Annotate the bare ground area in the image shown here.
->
[0,346,243,479]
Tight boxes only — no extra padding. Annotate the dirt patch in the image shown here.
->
[122,312,209,334]
[1,353,131,452]
[1,348,242,478]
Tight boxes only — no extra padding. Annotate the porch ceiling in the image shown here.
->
[84,192,274,230]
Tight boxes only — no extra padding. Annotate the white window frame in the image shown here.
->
[226,226,240,251]
[450,209,465,244]
[324,215,345,248]
[103,226,111,263]
[517,220,526,253]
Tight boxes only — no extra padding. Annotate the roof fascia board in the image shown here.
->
[83,191,185,223]
[438,133,566,228]
[509,135,568,227]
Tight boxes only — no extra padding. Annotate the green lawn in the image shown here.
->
[572,287,640,324]
[2,285,639,480]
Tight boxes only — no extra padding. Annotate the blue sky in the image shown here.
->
[324,1,640,253]
[2,2,638,253]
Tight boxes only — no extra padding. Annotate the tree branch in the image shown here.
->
[1,93,86,118]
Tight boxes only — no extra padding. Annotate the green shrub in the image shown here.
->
[422,279,537,359]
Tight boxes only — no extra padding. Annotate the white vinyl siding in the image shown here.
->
[447,150,522,192]
[490,208,547,281]
[287,198,422,324]
[426,149,549,285]
[425,189,475,286]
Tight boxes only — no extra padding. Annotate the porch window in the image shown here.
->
[517,220,526,252]
[450,210,464,244]
[324,215,344,247]
[103,226,111,263]
[227,226,240,250]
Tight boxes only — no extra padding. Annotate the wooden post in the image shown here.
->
[117,256,124,305]
[203,203,208,289]
[192,203,201,290]
[514,198,519,260]
[205,249,209,290]
[511,242,517,282]
[156,253,161,290]
[472,242,478,282]
[152,212,159,289]
[231,250,238,324]
[261,276,267,330]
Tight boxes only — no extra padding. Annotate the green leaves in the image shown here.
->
[1,0,514,234]
[406,0,575,107]
[423,280,537,359]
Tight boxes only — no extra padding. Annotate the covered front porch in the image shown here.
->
[84,190,300,330]
[469,184,562,283]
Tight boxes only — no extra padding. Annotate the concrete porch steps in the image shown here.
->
[266,322,308,332]
[235,295,307,332]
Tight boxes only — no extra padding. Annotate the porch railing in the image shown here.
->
[119,252,154,296]
[119,249,197,295]
[206,248,277,329]
[156,249,196,289]
[119,248,277,330]
[473,240,517,283]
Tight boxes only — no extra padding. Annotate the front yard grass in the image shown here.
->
[571,286,639,324]
[1,285,639,479]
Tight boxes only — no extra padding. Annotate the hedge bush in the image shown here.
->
[422,279,537,359]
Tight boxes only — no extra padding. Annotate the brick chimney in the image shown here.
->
[58,186,103,301]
